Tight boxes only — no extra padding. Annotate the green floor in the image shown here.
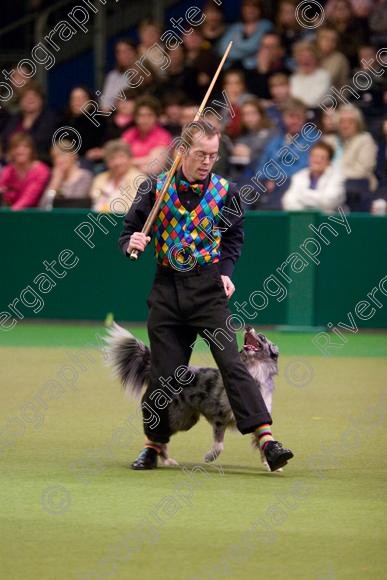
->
[0,324,386,580]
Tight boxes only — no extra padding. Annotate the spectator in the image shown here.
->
[282,141,345,211]
[247,32,290,99]
[326,0,369,67]
[221,69,251,139]
[100,39,138,111]
[2,62,34,114]
[40,140,93,209]
[2,82,57,162]
[59,86,106,167]
[183,28,220,101]
[320,110,343,164]
[217,0,273,71]
[201,1,226,49]
[231,98,275,177]
[337,104,378,191]
[179,102,199,128]
[160,93,185,137]
[91,140,140,213]
[290,42,332,108]
[250,98,313,209]
[121,96,172,172]
[0,133,50,210]
[105,89,136,141]
[158,46,193,101]
[137,20,165,80]
[265,73,291,127]
[316,27,350,90]
[354,45,385,136]
[276,0,314,66]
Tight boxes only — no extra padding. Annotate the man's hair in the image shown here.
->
[280,97,307,114]
[181,120,220,149]
[310,141,335,161]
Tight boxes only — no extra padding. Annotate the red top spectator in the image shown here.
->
[121,96,172,171]
[0,133,50,210]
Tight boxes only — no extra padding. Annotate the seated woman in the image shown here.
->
[40,140,93,209]
[337,104,378,191]
[282,141,345,212]
[230,98,275,178]
[121,96,172,173]
[2,81,57,162]
[0,133,50,210]
[91,140,141,213]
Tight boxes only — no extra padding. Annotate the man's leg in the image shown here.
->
[132,274,197,469]
[190,270,293,471]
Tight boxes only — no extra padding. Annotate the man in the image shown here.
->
[119,120,294,471]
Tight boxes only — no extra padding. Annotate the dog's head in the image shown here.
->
[240,326,279,372]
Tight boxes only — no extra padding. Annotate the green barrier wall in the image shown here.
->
[1,209,386,329]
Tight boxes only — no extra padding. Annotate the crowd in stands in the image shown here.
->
[0,0,386,214]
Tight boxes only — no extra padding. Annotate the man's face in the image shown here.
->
[181,134,220,182]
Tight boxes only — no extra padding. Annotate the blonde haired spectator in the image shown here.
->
[282,141,345,211]
[337,104,378,191]
[40,140,93,209]
[91,140,141,213]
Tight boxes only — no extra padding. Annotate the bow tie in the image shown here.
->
[178,179,204,196]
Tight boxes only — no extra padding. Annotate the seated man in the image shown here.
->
[282,141,345,212]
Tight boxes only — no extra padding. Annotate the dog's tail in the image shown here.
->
[104,322,150,397]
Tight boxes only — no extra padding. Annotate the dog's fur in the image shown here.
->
[104,323,279,470]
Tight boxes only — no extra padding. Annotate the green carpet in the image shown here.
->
[0,324,386,579]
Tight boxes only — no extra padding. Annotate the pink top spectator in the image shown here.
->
[0,161,50,210]
[121,125,172,158]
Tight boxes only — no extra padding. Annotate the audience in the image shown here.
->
[247,32,290,99]
[217,0,273,70]
[316,27,350,90]
[282,142,345,211]
[0,1,383,216]
[231,98,275,177]
[100,39,138,112]
[40,140,93,209]
[337,104,378,209]
[121,96,172,172]
[2,82,57,162]
[91,140,140,213]
[60,86,106,166]
[0,133,50,210]
[289,42,332,108]
[250,98,312,209]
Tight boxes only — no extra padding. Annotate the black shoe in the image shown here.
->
[131,447,159,470]
[264,441,294,472]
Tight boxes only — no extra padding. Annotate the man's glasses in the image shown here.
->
[192,151,220,162]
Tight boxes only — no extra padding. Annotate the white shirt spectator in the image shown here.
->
[290,68,331,107]
[282,165,345,212]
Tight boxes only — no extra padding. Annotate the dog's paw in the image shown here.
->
[261,460,271,472]
[162,458,179,467]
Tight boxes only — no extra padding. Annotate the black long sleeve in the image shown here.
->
[118,176,244,277]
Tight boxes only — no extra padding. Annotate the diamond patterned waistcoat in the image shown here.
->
[153,172,230,270]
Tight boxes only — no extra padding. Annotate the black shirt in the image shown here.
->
[118,170,244,277]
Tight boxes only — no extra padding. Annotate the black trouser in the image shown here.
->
[143,263,272,444]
